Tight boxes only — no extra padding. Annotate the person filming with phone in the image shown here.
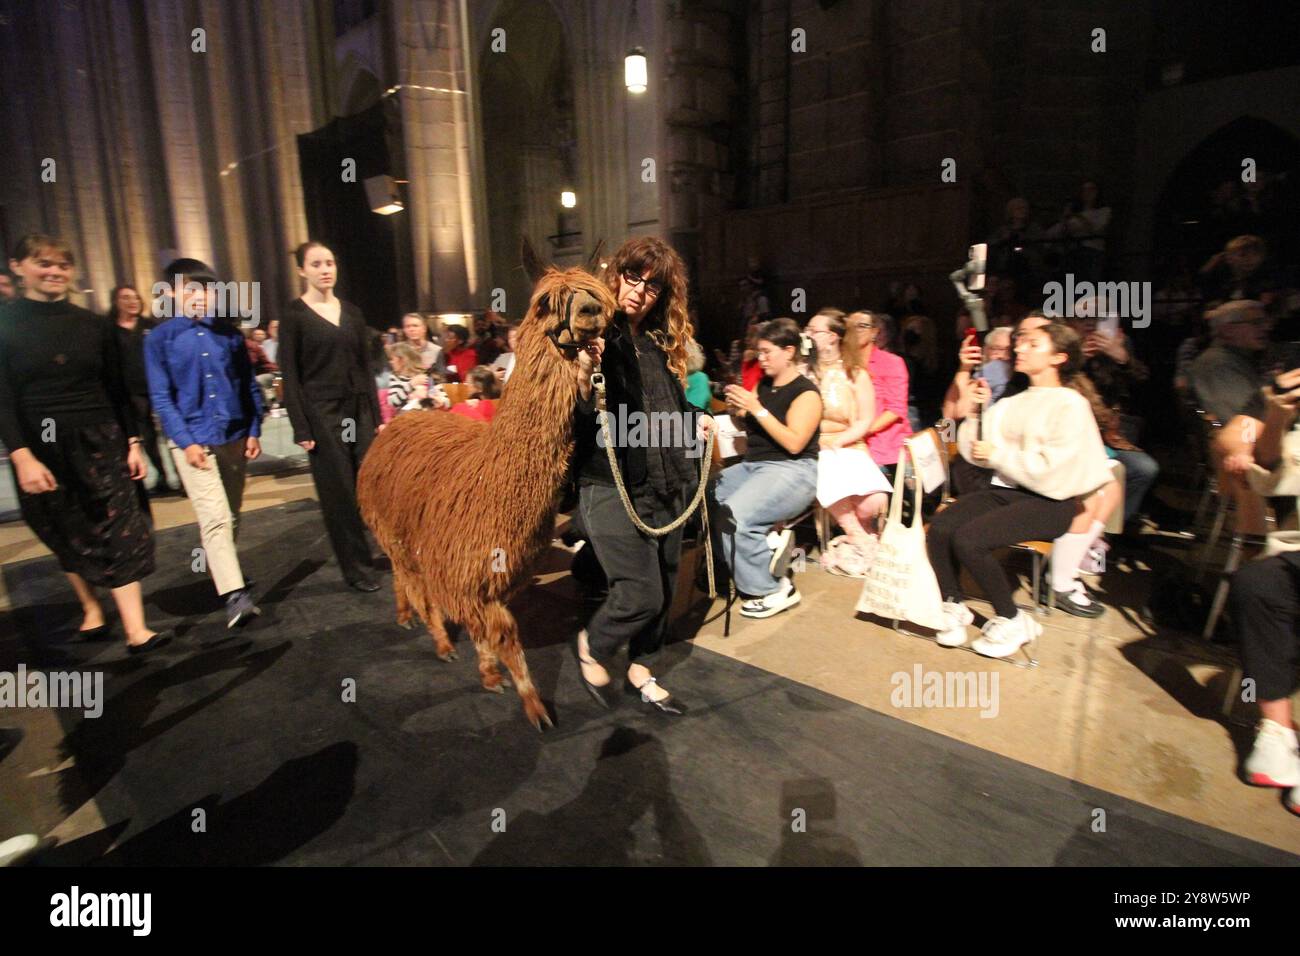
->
[1064,299,1158,532]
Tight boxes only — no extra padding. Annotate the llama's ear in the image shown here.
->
[585,239,606,276]
[521,237,547,284]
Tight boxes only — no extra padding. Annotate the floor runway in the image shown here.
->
[2,500,1294,866]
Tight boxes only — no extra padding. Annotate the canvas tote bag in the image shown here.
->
[855,440,947,630]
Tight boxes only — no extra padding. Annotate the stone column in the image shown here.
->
[391,0,480,312]
[146,0,216,272]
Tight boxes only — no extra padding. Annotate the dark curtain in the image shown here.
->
[295,96,413,332]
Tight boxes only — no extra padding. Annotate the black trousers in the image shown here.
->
[306,394,376,583]
[129,394,168,487]
[579,481,686,666]
[927,486,1078,619]
[1231,553,1300,701]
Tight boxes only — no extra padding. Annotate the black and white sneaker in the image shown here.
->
[767,529,796,579]
[739,577,801,619]
[225,587,262,629]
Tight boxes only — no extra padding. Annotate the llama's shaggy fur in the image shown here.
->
[357,267,614,729]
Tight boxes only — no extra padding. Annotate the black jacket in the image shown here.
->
[279,298,382,443]
[572,317,696,490]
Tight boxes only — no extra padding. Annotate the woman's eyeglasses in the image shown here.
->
[621,268,664,297]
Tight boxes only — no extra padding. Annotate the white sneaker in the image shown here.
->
[971,611,1041,659]
[768,529,796,578]
[739,577,800,619]
[1286,788,1300,817]
[1243,719,1300,788]
[935,601,974,647]
[0,834,41,867]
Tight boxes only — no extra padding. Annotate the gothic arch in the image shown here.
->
[1152,115,1300,271]
[338,53,382,117]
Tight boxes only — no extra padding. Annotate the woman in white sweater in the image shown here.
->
[927,322,1113,658]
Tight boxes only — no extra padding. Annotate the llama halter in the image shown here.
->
[590,366,720,600]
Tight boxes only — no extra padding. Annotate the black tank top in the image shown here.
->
[745,374,820,461]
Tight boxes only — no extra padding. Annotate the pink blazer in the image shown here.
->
[865,348,912,466]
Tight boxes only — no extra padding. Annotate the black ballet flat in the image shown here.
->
[126,631,173,656]
[571,634,611,709]
[624,676,687,716]
[77,624,113,642]
[347,576,381,593]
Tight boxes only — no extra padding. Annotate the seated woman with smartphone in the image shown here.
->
[929,322,1113,658]
[715,318,822,619]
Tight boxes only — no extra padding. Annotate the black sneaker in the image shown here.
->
[225,587,262,628]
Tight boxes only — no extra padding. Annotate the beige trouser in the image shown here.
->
[169,439,248,596]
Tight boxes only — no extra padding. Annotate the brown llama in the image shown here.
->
[357,256,613,730]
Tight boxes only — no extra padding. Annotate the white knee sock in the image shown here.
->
[1050,520,1105,592]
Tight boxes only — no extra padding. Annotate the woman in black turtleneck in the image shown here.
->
[279,241,385,591]
[0,235,168,652]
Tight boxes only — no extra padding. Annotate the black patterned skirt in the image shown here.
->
[15,420,155,588]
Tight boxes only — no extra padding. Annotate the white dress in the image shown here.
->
[815,362,891,507]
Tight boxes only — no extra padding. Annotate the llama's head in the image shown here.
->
[520,240,615,361]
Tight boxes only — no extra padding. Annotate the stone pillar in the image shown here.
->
[146,0,216,272]
[391,0,481,312]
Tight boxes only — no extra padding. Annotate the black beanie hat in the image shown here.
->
[162,257,219,285]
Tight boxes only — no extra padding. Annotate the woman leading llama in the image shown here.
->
[572,237,715,715]
[280,241,385,591]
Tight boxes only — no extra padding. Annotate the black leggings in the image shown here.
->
[1230,554,1300,701]
[927,486,1078,618]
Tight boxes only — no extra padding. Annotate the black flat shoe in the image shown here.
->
[77,624,113,642]
[624,676,686,716]
[126,631,173,656]
[571,633,611,709]
[347,577,381,593]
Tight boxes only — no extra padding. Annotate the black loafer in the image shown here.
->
[347,577,381,593]
[126,631,173,656]
[1052,589,1105,618]
[77,624,113,642]
[624,677,686,715]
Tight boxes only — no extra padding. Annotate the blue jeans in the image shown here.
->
[1110,447,1159,522]
[714,458,818,597]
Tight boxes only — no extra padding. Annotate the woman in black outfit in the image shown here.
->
[0,235,168,652]
[280,241,384,591]
[571,236,715,715]
[107,284,174,493]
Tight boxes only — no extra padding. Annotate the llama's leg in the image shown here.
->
[476,643,512,694]
[393,566,415,630]
[425,605,459,662]
[483,602,551,730]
